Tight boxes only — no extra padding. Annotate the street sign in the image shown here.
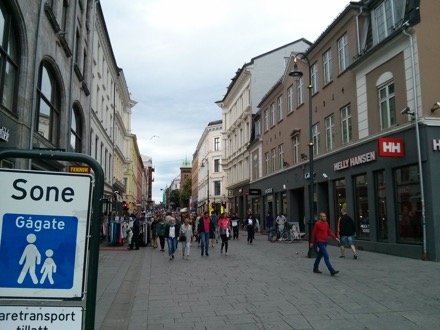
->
[0,306,83,329]
[0,169,92,299]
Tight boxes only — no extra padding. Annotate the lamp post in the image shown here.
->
[201,159,210,214]
[289,53,315,258]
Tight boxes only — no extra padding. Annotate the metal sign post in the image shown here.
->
[0,149,104,330]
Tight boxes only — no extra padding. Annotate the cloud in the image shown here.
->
[101,0,350,203]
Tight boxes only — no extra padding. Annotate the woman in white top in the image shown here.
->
[180,216,192,260]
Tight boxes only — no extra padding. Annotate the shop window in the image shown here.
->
[375,170,388,241]
[334,179,346,218]
[395,165,422,243]
[0,3,19,112]
[354,174,370,240]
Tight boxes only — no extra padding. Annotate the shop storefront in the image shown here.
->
[249,125,440,261]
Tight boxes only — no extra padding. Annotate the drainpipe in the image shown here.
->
[28,0,45,169]
[403,24,427,260]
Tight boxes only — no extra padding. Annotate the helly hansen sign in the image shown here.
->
[378,138,405,157]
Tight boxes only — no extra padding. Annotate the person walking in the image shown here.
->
[310,212,340,276]
[230,213,239,240]
[128,214,140,250]
[165,217,180,260]
[197,211,214,256]
[156,216,166,251]
[218,213,232,255]
[337,208,358,259]
[247,214,256,244]
[180,216,192,260]
[266,211,274,241]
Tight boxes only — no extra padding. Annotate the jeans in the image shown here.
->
[200,232,210,255]
[313,242,335,272]
[167,237,177,257]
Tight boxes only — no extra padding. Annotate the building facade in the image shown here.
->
[216,39,311,221]
[0,1,142,219]
[249,0,440,261]
[194,120,226,214]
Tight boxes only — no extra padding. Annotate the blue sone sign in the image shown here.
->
[0,170,92,299]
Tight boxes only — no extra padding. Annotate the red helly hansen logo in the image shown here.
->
[378,138,405,157]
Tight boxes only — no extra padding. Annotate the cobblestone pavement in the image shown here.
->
[95,231,440,329]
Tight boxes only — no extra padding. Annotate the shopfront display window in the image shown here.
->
[395,165,422,243]
[375,170,388,241]
[334,179,346,218]
[354,174,370,240]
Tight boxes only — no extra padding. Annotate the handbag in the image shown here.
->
[179,231,186,242]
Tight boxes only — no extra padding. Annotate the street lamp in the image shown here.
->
[201,159,209,214]
[289,53,315,258]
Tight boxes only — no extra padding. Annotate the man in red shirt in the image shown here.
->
[310,212,340,276]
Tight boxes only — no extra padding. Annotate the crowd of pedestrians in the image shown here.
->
[124,208,359,277]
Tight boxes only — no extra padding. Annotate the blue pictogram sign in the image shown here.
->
[0,213,78,289]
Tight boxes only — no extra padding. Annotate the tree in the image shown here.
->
[180,178,192,208]
[169,189,180,209]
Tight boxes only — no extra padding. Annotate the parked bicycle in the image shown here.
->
[270,223,302,244]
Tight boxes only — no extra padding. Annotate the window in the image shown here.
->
[374,0,405,43]
[337,34,349,73]
[311,63,318,94]
[312,123,320,156]
[214,181,221,196]
[69,105,82,152]
[395,165,422,243]
[264,109,269,131]
[323,50,333,85]
[354,174,370,240]
[271,148,276,173]
[270,103,275,127]
[341,105,352,144]
[297,77,304,106]
[214,159,220,172]
[214,137,220,151]
[278,144,284,169]
[252,151,259,180]
[375,170,388,241]
[379,82,396,129]
[325,115,335,151]
[277,96,283,121]
[36,64,60,145]
[287,86,294,113]
[255,117,261,137]
[0,3,18,112]
[264,152,269,175]
[292,135,300,164]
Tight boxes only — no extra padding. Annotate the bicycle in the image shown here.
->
[280,223,294,244]
[270,223,294,243]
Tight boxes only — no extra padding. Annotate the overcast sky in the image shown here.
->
[100,0,350,204]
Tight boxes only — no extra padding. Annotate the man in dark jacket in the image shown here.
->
[129,215,141,250]
[337,208,358,259]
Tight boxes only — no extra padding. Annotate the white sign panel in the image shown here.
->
[0,306,83,329]
[0,170,92,299]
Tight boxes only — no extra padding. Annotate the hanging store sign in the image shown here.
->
[334,151,376,171]
[378,138,405,157]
